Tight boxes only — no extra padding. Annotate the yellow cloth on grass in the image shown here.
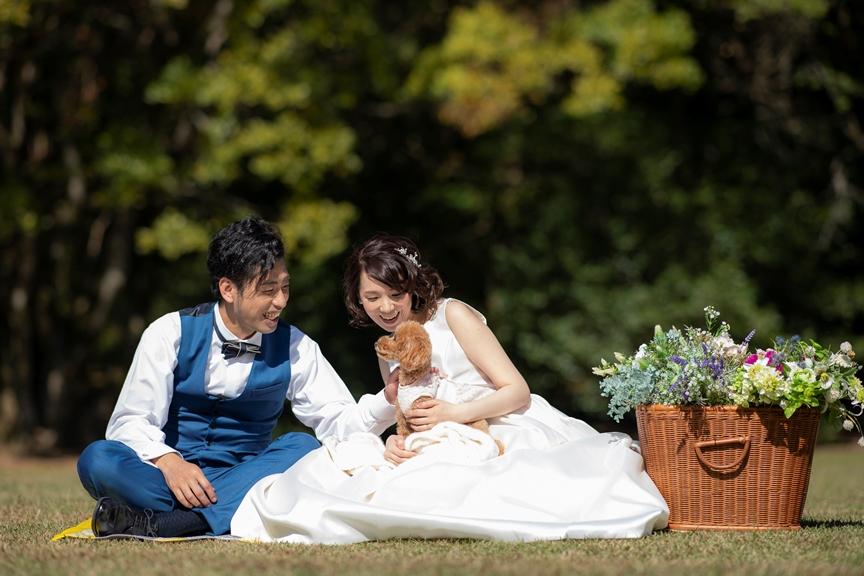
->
[51,518,241,542]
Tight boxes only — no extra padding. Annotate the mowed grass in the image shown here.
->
[1,444,862,576]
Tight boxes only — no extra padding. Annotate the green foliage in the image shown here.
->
[94,129,177,208]
[190,113,360,191]
[407,2,555,136]
[135,210,211,260]
[0,0,29,27]
[145,0,378,192]
[0,183,37,239]
[569,0,703,90]
[277,199,358,266]
[407,0,703,135]
[729,0,829,21]
[1,0,863,449]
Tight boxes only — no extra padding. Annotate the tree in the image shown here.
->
[1,0,861,451]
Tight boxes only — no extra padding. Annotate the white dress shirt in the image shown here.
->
[106,303,395,462]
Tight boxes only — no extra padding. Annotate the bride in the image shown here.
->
[230,235,668,543]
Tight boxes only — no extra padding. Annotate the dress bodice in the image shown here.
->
[422,298,498,405]
[423,298,493,389]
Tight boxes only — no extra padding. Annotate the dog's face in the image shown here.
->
[374,334,399,361]
[374,321,432,376]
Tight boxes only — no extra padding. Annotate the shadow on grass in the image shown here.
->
[800,518,864,529]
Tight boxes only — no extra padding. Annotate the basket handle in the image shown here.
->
[693,436,751,472]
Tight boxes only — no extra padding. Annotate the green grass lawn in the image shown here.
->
[1,444,862,576]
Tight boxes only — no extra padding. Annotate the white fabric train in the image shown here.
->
[230,395,669,543]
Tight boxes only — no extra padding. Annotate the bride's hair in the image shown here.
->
[343,234,445,328]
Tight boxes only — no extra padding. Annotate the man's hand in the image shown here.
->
[152,452,217,509]
[383,434,416,465]
[384,367,401,405]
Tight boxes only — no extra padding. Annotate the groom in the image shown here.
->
[77,216,396,537]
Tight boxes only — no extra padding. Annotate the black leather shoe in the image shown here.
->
[91,497,159,537]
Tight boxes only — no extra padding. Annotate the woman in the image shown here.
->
[230,235,668,543]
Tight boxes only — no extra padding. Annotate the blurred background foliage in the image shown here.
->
[1,0,861,452]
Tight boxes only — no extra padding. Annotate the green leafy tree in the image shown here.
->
[1,0,861,451]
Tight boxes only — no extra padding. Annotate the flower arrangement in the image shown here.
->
[593,306,864,445]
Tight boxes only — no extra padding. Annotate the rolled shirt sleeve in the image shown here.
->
[287,329,395,440]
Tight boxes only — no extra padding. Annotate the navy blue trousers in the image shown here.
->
[77,433,319,535]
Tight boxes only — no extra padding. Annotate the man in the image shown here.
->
[77,217,396,537]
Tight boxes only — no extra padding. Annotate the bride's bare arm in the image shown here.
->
[406,301,530,430]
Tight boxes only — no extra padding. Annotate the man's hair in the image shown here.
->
[343,233,445,327]
[207,216,285,300]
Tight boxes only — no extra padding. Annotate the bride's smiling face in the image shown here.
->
[359,271,418,332]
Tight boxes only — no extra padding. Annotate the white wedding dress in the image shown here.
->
[231,299,668,543]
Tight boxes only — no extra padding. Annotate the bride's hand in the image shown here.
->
[383,434,416,465]
[406,398,464,431]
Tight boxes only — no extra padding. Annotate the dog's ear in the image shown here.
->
[399,327,432,373]
[374,334,398,360]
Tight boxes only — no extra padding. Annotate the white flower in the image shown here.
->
[829,353,854,368]
[713,335,743,358]
[840,341,853,354]
[828,389,841,403]
[858,436,864,448]
[843,419,855,431]
[714,335,734,348]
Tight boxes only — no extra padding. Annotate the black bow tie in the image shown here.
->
[221,340,261,359]
[213,315,261,359]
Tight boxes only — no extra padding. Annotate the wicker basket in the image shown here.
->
[635,404,820,530]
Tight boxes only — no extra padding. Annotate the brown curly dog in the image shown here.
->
[375,320,503,454]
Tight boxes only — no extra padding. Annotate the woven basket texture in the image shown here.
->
[635,404,820,530]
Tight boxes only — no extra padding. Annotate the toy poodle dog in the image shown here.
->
[374,320,504,455]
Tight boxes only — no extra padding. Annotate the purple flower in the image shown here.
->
[707,357,724,379]
[670,355,688,367]
[765,349,784,373]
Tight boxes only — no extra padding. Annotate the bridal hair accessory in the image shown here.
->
[397,246,422,268]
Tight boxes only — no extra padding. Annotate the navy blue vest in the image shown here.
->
[162,302,292,469]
